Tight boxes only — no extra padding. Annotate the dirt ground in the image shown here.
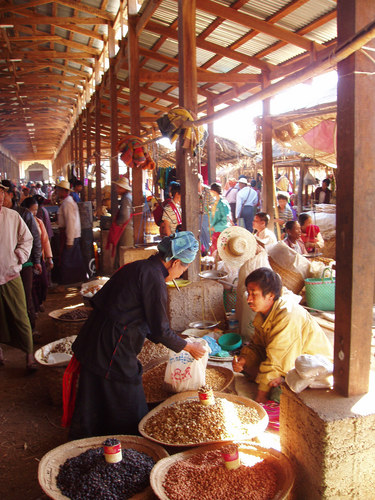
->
[1,283,374,500]
[0,285,83,500]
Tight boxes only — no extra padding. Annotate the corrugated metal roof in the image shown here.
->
[239,0,292,20]
[205,20,250,47]
[0,0,342,161]
[304,19,337,44]
[265,44,306,65]
[278,0,336,32]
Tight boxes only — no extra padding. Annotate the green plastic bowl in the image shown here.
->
[218,333,242,351]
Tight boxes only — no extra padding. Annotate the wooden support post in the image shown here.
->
[95,89,102,217]
[178,0,200,281]
[70,131,74,167]
[79,115,84,200]
[334,0,375,396]
[128,0,144,244]
[74,125,78,174]
[86,106,92,202]
[297,163,305,214]
[109,58,119,219]
[207,98,216,185]
[261,76,274,231]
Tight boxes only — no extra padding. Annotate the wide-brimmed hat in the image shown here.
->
[238,176,248,185]
[56,180,73,191]
[0,181,9,191]
[217,226,257,268]
[113,176,131,191]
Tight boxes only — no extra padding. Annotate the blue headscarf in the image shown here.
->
[158,231,199,264]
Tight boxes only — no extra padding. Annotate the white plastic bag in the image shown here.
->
[164,337,210,393]
[285,368,311,393]
[286,354,334,394]
[295,354,333,380]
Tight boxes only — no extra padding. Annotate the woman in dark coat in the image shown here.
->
[65,231,205,439]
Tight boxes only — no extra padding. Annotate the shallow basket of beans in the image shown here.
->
[150,441,295,500]
[138,391,268,447]
[38,435,169,500]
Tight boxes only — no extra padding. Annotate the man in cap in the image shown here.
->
[235,175,258,232]
[0,181,38,371]
[56,180,86,284]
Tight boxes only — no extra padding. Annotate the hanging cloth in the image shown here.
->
[106,212,141,257]
[157,107,207,154]
[117,136,156,170]
[61,355,81,428]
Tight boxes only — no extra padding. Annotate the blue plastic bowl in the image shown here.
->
[218,333,242,351]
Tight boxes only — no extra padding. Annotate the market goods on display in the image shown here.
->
[58,309,90,321]
[162,446,278,500]
[40,337,73,364]
[143,396,261,445]
[137,339,169,367]
[56,445,155,500]
[142,363,229,403]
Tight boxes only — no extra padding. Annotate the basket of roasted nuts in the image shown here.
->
[150,441,294,500]
[38,435,169,500]
[139,391,268,447]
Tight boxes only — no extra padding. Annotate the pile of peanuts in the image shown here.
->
[137,340,169,367]
[143,398,261,445]
[162,447,278,500]
[142,363,228,403]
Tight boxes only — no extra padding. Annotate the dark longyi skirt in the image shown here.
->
[69,366,149,441]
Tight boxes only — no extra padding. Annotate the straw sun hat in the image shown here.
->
[56,180,73,191]
[113,176,131,191]
[217,226,257,268]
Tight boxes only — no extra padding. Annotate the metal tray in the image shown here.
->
[199,270,228,280]
[188,320,219,329]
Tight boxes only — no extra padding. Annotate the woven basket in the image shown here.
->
[142,363,234,404]
[268,256,305,295]
[138,391,268,447]
[35,336,77,406]
[150,442,295,500]
[38,435,169,500]
[49,307,91,337]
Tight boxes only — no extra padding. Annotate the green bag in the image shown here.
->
[305,267,335,311]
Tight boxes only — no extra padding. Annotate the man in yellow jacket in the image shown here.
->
[232,267,332,403]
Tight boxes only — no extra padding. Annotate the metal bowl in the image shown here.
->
[188,320,219,329]
[198,270,228,280]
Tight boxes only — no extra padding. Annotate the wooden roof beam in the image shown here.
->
[138,69,261,84]
[145,20,272,72]
[9,50,96,60]
[136,0,163,35]
[195,0,321,52]
[1,16,109,26]
[53,1,115,21]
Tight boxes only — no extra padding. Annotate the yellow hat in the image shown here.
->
[113,176,131,191]
[56,180,73,191]
[217,226,257,269]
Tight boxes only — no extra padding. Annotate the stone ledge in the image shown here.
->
[167,279,226,332]
[280,380,375,499]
